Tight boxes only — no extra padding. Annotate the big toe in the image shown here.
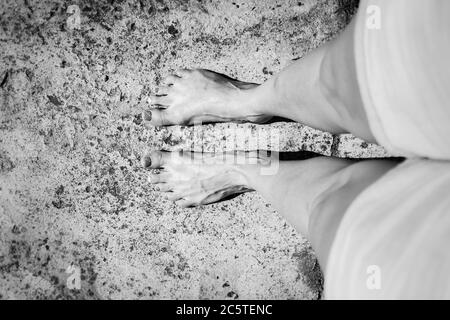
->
[143,109,185,127]
[142,150,168,169]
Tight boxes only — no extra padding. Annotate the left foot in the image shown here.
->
[142,150,267,207]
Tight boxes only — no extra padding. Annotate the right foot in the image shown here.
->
[142,150,273,207]
[143,69,272,126]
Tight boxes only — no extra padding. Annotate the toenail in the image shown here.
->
[142,155,152,168]
[143,110,152,121]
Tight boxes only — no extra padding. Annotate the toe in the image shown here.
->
[142,109,167,126]
[167,192,183,201]
[148,94,171,106]
[148,171,172,183]
[177,69,193,78]
[174,198,197,208]
[144,108,183,126]
[157,86,172,95]
[147,173,162,183]
[142,151,171,169]
[142,152,153,168]
[163,74,180,85]
[143,150,191,169]
[157,183,173,192]
[142,110,153,122]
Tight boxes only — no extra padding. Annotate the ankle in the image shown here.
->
[234,152,278,190]
[235,84,269,116]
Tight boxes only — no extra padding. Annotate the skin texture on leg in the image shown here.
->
[319,18,374,142]
[244,157,399,269]
[249,17,374,141]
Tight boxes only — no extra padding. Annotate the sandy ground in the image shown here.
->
[0,0,358,299]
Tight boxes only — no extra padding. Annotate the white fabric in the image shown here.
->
[325,160,450,299]
[354,0,450,159]
[325,0,450,299]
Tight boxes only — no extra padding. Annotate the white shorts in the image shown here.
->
[325,0,450,299]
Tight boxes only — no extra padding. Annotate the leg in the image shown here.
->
[245,157,399,268]
[144,17,374,142]
[253,17,374,141]
[143,151,399,269]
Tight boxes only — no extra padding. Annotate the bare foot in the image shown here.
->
[143,69,272,126]
[142,150,271,207]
